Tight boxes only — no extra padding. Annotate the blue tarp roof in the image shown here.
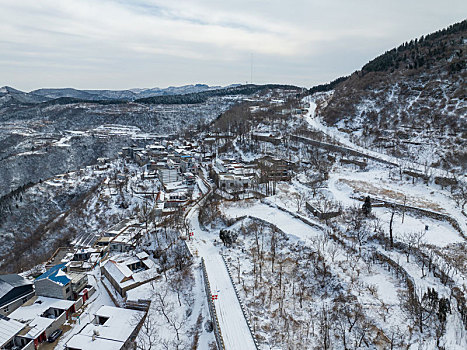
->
[35,263,70,286]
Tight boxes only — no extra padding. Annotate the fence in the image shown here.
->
[221,254,260,350]
[260,198,325,231]
[291,134,398,166]
[125,299,151,312]
[352,195,466,240]
[201,258,225,350]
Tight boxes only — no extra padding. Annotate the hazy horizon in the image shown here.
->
[1,0,465,91]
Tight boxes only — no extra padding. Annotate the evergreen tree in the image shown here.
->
[362,196,372,216]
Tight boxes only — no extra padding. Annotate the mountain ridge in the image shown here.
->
[0,83,242,104]
[312,19,466,171]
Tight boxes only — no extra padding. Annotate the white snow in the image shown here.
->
[186,192,257,350]
[222,200,322,243]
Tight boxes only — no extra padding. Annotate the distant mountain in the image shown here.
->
[28,83,238,102]
[0,86,49,105]
[312,20,466,171]
[32,88,100,100]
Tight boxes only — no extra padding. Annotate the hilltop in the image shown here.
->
[312,20,466,172]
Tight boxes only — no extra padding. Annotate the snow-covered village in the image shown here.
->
[0,3,466,350]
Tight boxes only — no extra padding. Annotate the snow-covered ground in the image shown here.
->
[222,200,322,244]
[325,166,466,246]
[127,265,216,350]
[186,191,257,350]
[303,93,465,181]
[56,267,115,348]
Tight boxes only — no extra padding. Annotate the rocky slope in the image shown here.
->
[315,20,466,172]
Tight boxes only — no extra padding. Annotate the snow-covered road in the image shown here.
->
[186,181,257,350]
[204,253,257,350]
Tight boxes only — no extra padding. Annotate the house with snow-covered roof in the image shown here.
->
[101,254,158,297]
[0,274,34,316]
[9,296,78,348]
[0,314,34,350]
[65,305,144,350]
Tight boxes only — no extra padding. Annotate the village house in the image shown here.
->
[9,296,79,349]
[158,168,180,186]
[96,157,110,170]
[164,191,190,208]
[217,174,254,191]
[257,156,294,182]
[211,158,257,192]
[146,144,166,159]
[306,201,342,220]
[251,131,282,145]
[65,305,145,350]
[67,248,102,272]
[95,219,134,249]
[34,263,88,301]
[44,247,103,273]
[179,154,197,173]
[183,172,195,185]
[0,314,35,350]
[108,225,143,253]
[101,253,158,298]
[134,150,148,166]
[0,275,35,316]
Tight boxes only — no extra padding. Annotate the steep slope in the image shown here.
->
[315,20,466,172]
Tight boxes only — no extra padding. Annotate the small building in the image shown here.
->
[34,263,87,300]
[95,236,113,248]
[306,202,342,220]
[109,225,143,253]
[217,174,254,191]
[164,191,189,208]
[101,254,158,297]
[134,150,148,166]
[180,155,197,173]
[9,296,78,349]
[158,168,180,186]
[257,156,294,182]
[73,248,101,262]
[183,172,195,185]
[96,157,110,170]
[251,131,282,145]
[65,305,145,350]
[0,314,34,350]
[0,274,34,316]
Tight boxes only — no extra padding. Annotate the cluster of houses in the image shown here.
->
[211,158,258,192]
[0,262,90,350]
[0,246,145,350]
[121,140,201,212]
[0,115,303,350]
[210,155,295,195]
[119,131,297,201]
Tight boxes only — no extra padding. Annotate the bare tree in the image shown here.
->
[169,267,194,307]
[292,191,305,212]
[134,312,159,350]
[401,231,425,263]
[153,288,188,346]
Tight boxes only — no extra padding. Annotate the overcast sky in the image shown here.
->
[0,0,465,91]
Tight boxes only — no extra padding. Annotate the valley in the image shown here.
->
[0,19,465,350]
